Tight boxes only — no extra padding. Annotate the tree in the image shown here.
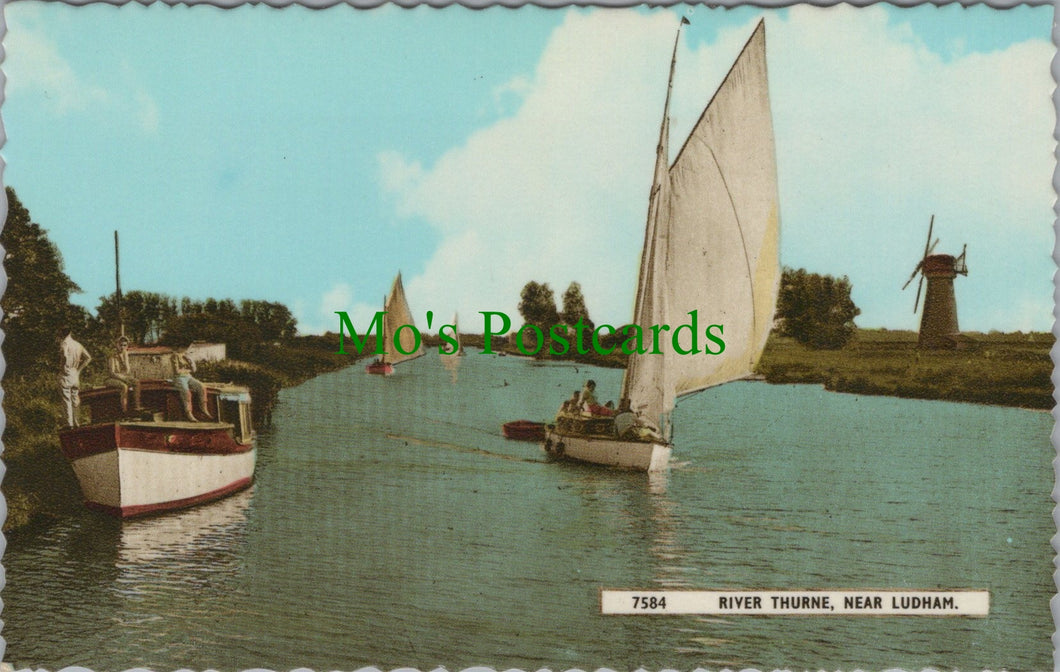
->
[1,187,85,377]
[776,267,861,349]
[240,299,298,340]
[161,312,264,360]
[96,290,178,344]
[561,282,593,329]
[518,281,560,328]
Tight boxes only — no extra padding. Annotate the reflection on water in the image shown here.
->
[4,350,1053,670]
[440,351,462,383]
[118,487,253,564]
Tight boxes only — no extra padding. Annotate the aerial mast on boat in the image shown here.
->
[114,230,125,340]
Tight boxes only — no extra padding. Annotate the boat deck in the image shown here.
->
[118,420,234,431]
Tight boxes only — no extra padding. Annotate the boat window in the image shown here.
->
[218,391,253,442]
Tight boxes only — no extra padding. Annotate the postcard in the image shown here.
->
[0,2,1055,670]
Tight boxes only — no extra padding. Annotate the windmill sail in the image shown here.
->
[622,21,780,434]
[382,273,424,365]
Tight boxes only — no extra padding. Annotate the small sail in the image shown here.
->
[441,313,462,381]
[454,313,463,354]
[382,273,424,365]
[440,312,463,356]
[624,20,780,431]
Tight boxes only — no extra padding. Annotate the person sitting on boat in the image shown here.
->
[171,349,212,421]
[105,336,142,416]
[580,380,616,417]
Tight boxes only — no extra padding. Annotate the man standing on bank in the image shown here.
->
[59,328,92,428]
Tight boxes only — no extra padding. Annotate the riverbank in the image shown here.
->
[758,329,1053,410]
[489,328,1054,411]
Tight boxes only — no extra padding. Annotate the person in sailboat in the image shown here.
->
[105,336,142,416]
[170,348,212,421]
[560,390,581,414]
[579,380,615,417]
[613,398,636,439]
[613,397,662,442]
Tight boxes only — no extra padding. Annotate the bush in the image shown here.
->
[197,359,286,424]
[776,268,861,349]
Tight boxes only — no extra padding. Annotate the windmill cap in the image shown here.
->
[923,254,958,275]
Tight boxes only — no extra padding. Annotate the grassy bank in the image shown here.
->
[2,335,361,535]
[487,328,1053,410]
[758,329,1054,410]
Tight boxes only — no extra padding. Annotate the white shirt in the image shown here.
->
[60,335,90,388]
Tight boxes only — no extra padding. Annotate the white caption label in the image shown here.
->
[601,590,989,616]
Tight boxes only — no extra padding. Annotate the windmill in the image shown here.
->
[902,216,968,349]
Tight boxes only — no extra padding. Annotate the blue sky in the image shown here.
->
[3,3,1054,335]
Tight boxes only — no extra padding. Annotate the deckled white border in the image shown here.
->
[0,0,1054,670]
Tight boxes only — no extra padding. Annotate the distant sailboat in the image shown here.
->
[366,273,425,376]
[440,313,464,382]
[543,20,780,472]
[440,313,465,356]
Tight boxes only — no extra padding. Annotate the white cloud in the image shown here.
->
[5,11,108,113]
[380,7,1054,333]
[295,282,379,337]
[5,9,161,135]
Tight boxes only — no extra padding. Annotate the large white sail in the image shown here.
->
[625,20,780,429]
[382,273,425,365]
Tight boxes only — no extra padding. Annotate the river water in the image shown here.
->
[3,351,1054,670]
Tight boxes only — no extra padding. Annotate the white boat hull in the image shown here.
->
[68,444,255,518]
[543,427,671,472]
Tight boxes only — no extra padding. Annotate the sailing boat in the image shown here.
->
[543,20,780,472]
[440,312,465,356]
[440,312,464,382]
[366,272,425,375]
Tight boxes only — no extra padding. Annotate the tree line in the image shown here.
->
[517,268,861,352]
[2,186,299,380]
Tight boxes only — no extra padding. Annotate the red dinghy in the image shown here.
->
[365,360,394,376]
[503,420,546,442]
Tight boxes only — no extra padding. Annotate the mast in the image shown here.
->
[114,230,125,339]
[620,19,684,417]
[381,293,389,364]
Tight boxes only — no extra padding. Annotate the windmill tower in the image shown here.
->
[902,216,968,349]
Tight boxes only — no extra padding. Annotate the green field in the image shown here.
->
[488,328,1054,411]
[758,329,1054,410]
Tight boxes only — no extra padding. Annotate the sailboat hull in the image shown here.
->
[542,427,671,472]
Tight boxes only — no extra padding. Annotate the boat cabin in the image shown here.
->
[79,380,255,445]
